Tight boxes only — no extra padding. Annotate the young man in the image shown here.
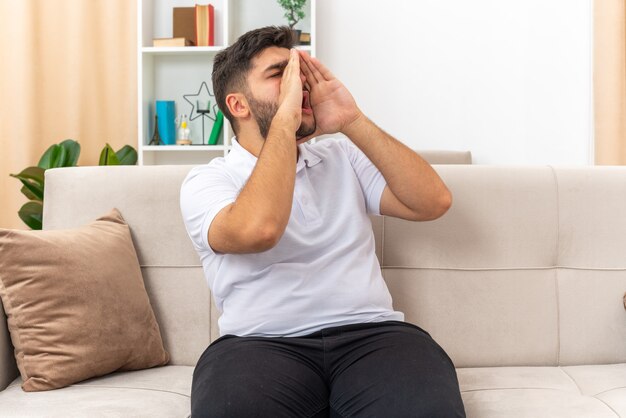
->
[180,26,466,417]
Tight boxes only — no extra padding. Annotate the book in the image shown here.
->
[195,4,215,47]
[153,37,194,47]
[174,7,196,45]
[208,111,224,145]
[299,32,311,45]
[155,101,176,145]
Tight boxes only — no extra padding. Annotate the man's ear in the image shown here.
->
[225,93,250,119]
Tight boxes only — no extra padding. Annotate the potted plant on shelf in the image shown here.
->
[276,0,307,44]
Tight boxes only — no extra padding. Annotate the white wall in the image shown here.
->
[316,0,593,164]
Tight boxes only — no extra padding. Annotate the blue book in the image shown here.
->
[155,101,176,145]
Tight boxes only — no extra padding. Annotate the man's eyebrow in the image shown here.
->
[263,60,289,73]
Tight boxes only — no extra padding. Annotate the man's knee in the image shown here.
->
[329,324,466,417]
[190,389,258,418]
[190,337,328,418]
[190,365,281,418]
[191,382,328,418]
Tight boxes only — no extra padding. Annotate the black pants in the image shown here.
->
[191,320,466,418]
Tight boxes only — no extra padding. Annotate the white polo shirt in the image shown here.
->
[179,136,404,337]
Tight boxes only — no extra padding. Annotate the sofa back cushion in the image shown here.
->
[378,166,626,367]
[38,165,626,368]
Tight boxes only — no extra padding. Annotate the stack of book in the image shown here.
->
[152,4,215,47]
[153,38,194,47]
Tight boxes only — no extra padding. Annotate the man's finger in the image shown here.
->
[301,52,325,82]
[288,48,300,73]
[287,49,303,91]
[278,49,303,111]
[299,52,319,85]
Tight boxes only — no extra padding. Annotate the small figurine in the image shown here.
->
[149,114,162,145]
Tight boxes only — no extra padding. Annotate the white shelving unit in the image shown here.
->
[138,0,316,165]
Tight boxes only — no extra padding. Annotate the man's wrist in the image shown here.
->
[341,110,369,140]
[269,111,300,140]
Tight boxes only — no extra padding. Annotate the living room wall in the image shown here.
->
[316,0,593,165]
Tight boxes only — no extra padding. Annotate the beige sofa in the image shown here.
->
[1,160,625,417]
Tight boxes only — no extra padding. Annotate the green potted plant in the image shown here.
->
[10,139,137,230]
[276,0,307,44]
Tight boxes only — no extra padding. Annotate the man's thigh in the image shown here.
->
[191,334,329,418]
[327,321,466,418]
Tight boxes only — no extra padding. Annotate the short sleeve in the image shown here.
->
[179,162,238,254]
[337,137,387,216]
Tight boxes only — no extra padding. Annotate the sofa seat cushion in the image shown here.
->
[458,363,626,417]
[2,362,624,417]
[0,365,192,418]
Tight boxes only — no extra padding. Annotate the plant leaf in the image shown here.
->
[99,143,120,165]
[59,139,81,166]
[38,144,61,169]
[38,140,80,168]
[115,145,138,165]
[21,185,39,200]
[11,166,44,184]
[18,201,43,230]
[54,145,68,168]
[10,167,45,201]
[15,179,43,201]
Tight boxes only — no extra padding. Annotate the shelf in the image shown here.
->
[142,46,226,56]
[139,0,315,165]
[143,45,309,56]
[143,145,230,152]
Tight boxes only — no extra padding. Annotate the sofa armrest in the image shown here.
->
[0,300,19,391]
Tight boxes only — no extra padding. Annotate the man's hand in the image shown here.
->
[298,52,363,138]
[275,48,304,134]
[211,50,304,255]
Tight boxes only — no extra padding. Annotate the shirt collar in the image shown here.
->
[227,137,256,164]
[298,141,323,169]
[227,137,323,171]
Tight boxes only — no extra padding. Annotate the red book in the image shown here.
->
[195,4,215,47]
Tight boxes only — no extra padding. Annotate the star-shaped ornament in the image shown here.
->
[183,81,219,122]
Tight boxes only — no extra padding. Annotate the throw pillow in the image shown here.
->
[0,208,169,391]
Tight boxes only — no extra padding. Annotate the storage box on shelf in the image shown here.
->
[138,0,316,165]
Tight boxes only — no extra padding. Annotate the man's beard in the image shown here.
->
[247,96,316,140]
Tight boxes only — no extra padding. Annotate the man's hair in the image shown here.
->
[212,26,295,134]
